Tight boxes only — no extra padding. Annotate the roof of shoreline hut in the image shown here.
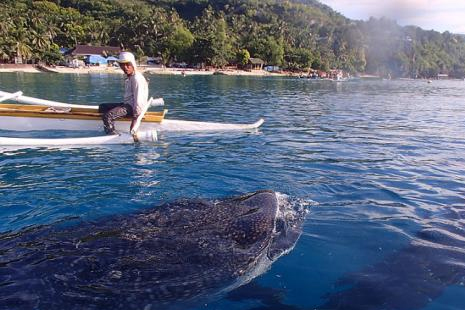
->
[67,45,121,57]
[249,58,265,65]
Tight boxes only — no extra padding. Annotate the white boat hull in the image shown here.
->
[0,134,134,146]
[0,116,264,132]
[0,131,158,146]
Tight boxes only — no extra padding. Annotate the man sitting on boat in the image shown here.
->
[98,51,148,136]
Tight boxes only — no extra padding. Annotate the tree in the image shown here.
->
[15,41,33,64]
[191,8,234,67]
[236,49,250,66]
[210,17,234,67]
[312,52,330,71]
[353,48,367,73]
[285,47,313,70]
[42,44,63,65]
[164,25,194,64]
[265,36,284,66]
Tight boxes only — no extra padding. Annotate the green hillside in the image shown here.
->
[1,0,464,78]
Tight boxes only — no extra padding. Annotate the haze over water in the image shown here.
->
[0,73,464,309]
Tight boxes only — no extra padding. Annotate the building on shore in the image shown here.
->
[247,58,265,71]
[264,65,280,72]
[65,45,121,67]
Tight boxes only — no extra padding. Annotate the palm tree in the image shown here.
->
[0,18,13,37]
[86,21,110,45]
[16,41,32,63]
[0,42,12,62]
[0,15,12,62]
[31,30,50,50]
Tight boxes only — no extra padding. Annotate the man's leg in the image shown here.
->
[98,103,123,114]
[102,104,133,134]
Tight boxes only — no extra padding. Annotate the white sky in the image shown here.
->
[320,0,465,33]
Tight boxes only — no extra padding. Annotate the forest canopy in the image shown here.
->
[1,0,464,78]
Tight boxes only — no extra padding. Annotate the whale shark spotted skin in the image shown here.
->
[317,226,465,310]
[0,190,306,310]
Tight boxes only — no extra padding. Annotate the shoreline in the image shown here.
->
[3,65,463,81]
[0,64,292,77]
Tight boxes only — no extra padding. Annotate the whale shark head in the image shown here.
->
[225,190,306,265]
[268,192,307,260]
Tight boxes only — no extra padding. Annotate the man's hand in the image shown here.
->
[130,117,140,142]
[132,132,139,143]
[130,117,139,135]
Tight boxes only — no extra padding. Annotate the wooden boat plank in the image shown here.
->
[0,104,48,111]
[0,104,167,122]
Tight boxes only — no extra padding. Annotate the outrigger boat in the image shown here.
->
[0,90,264,146]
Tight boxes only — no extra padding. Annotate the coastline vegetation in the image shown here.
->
[1,0,464,78]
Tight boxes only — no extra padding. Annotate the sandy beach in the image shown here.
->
[0,64,291,77]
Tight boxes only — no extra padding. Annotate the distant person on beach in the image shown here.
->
[98,51,148,136]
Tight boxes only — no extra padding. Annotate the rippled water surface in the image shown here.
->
[1,73,465,310]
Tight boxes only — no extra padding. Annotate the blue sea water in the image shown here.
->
[0,72,465,310]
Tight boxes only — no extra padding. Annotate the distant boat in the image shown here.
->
[36,64,59,73]
[359,74,382,80]
[330,77,349,82]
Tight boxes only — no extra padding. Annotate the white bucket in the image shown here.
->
[135,130,158,142]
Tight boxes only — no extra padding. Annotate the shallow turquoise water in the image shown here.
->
[1,73,465,309]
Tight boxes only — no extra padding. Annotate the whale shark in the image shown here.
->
[317,223,465,310]
[0,190,306,310]
[225,224,465,310]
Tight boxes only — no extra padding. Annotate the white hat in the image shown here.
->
[117,51,137,69]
